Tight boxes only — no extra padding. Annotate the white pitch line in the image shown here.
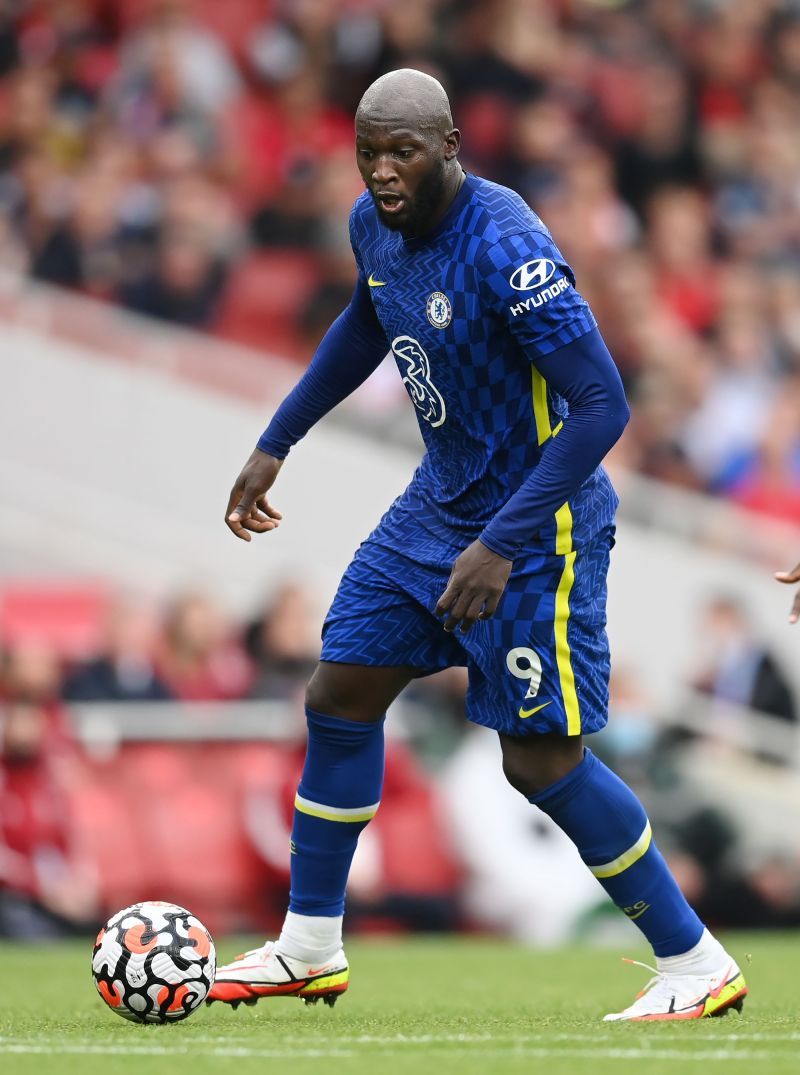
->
[399,1048,798,1063]
[0,1042,795,1063]
[0,1043,352,1059]
[168,1030,800,1046]
[3,1030,800,1047]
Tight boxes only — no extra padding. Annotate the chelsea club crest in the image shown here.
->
[426,291,452,329]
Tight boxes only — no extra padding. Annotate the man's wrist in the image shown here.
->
[478,531,517,561]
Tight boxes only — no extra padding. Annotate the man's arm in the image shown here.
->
[437,231,628,632]
[256,274,389,459]
[436,327,629,630]
[226,275,389,541]
[480,327,629,557]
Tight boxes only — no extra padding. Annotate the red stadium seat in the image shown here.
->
[0,582,109,659]
[191,0,270,60]
[70,742,289,933]
[114,0,271,52]
[213,251,320,360]
[71,777,155,908]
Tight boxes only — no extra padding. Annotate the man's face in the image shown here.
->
[355,121,451,237]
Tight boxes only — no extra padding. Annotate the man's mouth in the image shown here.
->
[375,191,406,214]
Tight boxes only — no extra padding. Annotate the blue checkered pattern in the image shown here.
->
[350,173,617,555]
[322,517,614,736]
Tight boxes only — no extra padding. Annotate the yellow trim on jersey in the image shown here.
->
[294,794,380,824]
[531,369,565,445]
[554,503,581,735]
[531,368,551,446]
[589,821,653,879]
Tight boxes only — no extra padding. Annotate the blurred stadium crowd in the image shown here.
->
[2,0,800,518]
[3,0,800,944]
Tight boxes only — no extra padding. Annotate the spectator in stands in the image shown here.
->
[119,223,228,327]
[2,640,63,708]
[117,0,242,116]
[1,640,75,760]
[690,594,796,725]
[690,851,800,932]
[0,697,98,938]
[245,583,320,702]
[1,0,800,521]
[591,665,659,791]
[158,591,251,701]
[724,387,800,525]
[62,595,172,703]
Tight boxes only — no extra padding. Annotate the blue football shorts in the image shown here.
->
[321,514,614,738]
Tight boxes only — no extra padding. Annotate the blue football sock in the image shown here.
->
[530,748,704,956]
[289,707,385,917]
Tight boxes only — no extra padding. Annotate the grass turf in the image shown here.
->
[0,934,798,1075]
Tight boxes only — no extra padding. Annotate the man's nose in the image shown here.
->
[372,155,398,184]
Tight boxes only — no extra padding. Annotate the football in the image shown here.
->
[92,901,216,1023]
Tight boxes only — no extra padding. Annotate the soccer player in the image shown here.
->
[209,69,747,1021]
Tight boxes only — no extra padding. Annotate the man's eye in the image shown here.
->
[396,149,414,159]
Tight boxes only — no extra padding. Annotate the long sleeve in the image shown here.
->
[475,229,629,558]
[479,328,629,559]
[257,274,389,458]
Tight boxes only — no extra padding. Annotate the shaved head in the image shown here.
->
[354,69,462,238]
[356,69,454,136]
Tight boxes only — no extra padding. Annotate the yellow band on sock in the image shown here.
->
[589,820,652,879]
[294,793,380,824]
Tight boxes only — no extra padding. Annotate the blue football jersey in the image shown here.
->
[349,173,618,555]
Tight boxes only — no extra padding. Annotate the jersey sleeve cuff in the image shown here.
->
[478,531,518,561]
[255,433,290,460]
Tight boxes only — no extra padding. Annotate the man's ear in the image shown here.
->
[444,128,461,161]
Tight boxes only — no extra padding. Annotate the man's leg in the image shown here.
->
[499,733,747,1021]
[209,661,414,1007]
[279,662,414,962]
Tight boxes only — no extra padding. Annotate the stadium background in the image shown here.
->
[2,0,800,950]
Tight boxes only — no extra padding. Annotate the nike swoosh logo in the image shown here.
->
[367,273,387,287]
[518,700,552,718]
[307,965,334,976]
[708,964,736,1000]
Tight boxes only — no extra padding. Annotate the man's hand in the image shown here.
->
[435,539,512,633]
[775,561,800,623]
[225,448,284,542]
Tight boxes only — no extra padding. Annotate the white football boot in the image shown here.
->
[603,957,747,1022]
[207,941,349,1009]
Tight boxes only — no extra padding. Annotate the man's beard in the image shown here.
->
[372,159,448,236]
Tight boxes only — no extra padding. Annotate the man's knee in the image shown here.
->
[304,662,411,722]
[500,734,584,798]
[305,664,356,717]
[501,752,541,798]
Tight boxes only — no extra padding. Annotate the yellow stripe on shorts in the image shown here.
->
[589,821,653,879]
[294,794,380,824]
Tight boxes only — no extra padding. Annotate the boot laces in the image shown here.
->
[622,958,665,1002]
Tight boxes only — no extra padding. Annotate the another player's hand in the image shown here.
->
[774,560,800,623]
[225,448,284,542]
[436,539,512,633]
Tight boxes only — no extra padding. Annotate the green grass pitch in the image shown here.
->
[1,934,798,1075]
